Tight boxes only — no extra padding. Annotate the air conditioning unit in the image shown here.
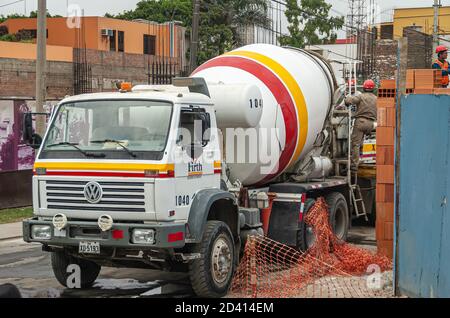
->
[101,29,114,37]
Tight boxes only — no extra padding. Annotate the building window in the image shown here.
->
[110,30,116,51]
[143,34,156,55]
[118,31,124,52]
[19,29,48,39]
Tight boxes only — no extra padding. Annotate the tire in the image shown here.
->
[0,284,21,298]
[188,221,235,298]
[367,198,376,227]
[326,192,350,241]
[297,198,316,252]
[51,251,101,288]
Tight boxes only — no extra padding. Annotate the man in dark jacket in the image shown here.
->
[344,79,377,175]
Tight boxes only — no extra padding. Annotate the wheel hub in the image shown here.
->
[211,237,232,285]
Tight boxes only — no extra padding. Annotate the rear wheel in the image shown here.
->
[367,198,376,226]
[188,221,235,298]
[51,251,101,288]
[326,192,350,241]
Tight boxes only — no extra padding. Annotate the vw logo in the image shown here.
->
[84,181,103,204]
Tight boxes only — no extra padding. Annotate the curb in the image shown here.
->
[0,221,23,242]
[0,235,23,242]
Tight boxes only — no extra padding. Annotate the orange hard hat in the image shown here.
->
[363,79,375,90]
[436,45,448,54]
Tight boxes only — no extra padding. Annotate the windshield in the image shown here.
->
[40,100,173,159]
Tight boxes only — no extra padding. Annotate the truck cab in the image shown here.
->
[23,79,242,297]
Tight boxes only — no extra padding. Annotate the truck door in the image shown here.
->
[173,107,218,220]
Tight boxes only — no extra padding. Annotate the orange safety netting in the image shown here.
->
[229,197,392,298]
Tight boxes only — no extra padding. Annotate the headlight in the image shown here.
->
[31,225,51,240]
[132,229,155,244]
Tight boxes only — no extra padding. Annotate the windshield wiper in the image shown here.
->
[90,139,137,158]
[46,142,106,158]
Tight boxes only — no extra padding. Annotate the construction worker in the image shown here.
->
[432,45,449,88]
[344,79,377,176]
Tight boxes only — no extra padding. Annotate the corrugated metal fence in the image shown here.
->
[396,94,450,297]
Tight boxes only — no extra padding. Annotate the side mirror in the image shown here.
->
[30,134,43,150]
[22,112,43,149]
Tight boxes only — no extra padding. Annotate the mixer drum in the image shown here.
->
[192,44,334,186]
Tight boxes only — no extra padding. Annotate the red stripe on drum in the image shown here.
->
[193,56,298,185]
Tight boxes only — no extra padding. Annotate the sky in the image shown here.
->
[0,0,444,24]
[0,0,444,18]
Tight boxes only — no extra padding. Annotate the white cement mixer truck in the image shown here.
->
[22,44,376,297]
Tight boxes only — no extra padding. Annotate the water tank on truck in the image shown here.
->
[192,44,336,187]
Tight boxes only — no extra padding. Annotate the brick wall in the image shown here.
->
[374,29,432,80]
[403,27,433,69]
[0,58,73,99]
[374,40,398,80]
[376,94,395,259]
[0,49,186,99]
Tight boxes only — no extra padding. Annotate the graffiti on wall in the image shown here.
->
[0,100,56,172]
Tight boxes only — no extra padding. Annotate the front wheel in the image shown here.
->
[188,221,235,298]
[51,251,101,288]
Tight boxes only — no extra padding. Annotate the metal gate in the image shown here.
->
[396,94,450,297]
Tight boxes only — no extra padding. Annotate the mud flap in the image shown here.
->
[267,200,301,246]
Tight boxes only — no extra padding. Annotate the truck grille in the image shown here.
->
[45,180,146,212]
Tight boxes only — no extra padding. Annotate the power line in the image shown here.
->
[270,0,286,6]
[308,43,360,61]
[271,0,373,34]
[0,0,25,9]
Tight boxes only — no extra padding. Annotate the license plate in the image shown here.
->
[78,241,100,254]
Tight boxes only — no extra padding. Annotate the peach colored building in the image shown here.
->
[1,17,186,58]
[0,41,73,62]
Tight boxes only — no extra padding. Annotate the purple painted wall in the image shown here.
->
[0,100,55,172]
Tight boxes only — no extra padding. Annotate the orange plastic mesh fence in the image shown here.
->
[229,197,393,298]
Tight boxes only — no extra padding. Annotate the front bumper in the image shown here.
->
[23,218,186,249]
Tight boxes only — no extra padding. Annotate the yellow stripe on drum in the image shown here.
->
[34,162,175,172]
[224,50,308,167]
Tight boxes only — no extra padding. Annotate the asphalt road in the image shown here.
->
[0,226,376,298]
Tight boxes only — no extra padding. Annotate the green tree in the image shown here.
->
[109,0,270,65]
[28,10,62,18]
[0,11,62,42]
[0,11,61,24]
[110,0,192,24]
[280,0,344,48]
[0,13,27,24]
[222,0,271,45]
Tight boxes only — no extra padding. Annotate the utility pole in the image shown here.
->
[189,0,200,73]
[36,0,47,136]
[433,0,441,62]
[394,37,408,296]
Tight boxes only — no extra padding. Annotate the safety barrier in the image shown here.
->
[229,198,392,298]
